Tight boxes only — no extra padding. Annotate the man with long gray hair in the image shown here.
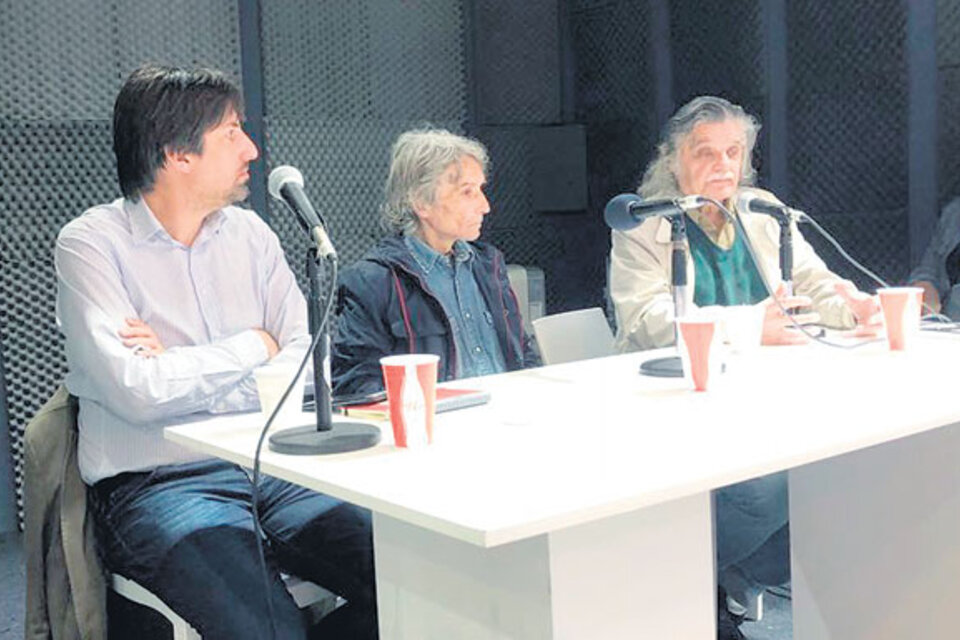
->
[610,96,880,640]
[332,128,538,395]
[610,95,879,352]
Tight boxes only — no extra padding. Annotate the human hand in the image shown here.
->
[834,282,882,336]
[254,329,280,358]
[912,280,941,315]
[118,317,165,357]
[761,283,819,346]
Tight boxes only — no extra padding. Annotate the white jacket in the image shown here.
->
[610,187,856,352]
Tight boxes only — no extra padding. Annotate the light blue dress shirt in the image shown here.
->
[404,235,507,379]
[56,197,310,484]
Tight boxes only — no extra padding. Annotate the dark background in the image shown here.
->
[0,0,952,531]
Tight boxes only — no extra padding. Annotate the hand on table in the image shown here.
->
[761,283,818,346]
[834,282,882,338]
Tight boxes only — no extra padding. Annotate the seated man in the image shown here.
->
[56,64,377,639]
[609,96,880,640]
[332,128,538,396]
[610,96,879,351]
[909,197,960,318]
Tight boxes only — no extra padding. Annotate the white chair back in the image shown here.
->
[532,307,615,365]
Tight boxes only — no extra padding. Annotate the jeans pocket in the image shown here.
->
[95,469,158,522]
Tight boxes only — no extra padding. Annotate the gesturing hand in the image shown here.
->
[761,283,818,346]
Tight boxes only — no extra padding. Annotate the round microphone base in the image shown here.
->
[639,355,684,378]
[269,421,381,455]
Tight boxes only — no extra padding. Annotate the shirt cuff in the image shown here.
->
[223,329,271,370]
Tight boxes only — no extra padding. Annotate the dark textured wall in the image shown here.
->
[570,0,927,294]
[0,0,244,532]
[1,0,956,532]
[469,0,610,314]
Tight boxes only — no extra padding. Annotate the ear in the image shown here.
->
[410,199,431,224]
[164,146,195,175]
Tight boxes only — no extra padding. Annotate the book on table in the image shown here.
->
[342,387,491,420]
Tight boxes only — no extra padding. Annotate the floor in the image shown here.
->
[0,529,792,639]
[742,589,792,640]
[0,533,24,640]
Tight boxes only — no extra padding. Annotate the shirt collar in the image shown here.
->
[126,197,228,247]
[404,235,474,274]
[687,199,737,250]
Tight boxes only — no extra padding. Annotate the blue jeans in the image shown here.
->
[715,471,790,589]
[90,459,377,639]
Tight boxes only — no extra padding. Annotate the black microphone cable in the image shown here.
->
[246,252,339,640]
[703,196,884,349]
[798,213,959,328]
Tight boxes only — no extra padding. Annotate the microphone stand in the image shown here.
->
[269,248,381,455]
[640,214,687,378]
[776,214,794,298]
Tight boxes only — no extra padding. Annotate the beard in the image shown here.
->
[226,182,251,206]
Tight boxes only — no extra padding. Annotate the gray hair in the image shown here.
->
[637,96,760,200]
[381,128,490,235]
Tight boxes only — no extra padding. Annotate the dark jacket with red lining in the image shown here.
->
[332,235,539,396]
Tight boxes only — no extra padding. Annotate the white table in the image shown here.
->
[166,334,960,639]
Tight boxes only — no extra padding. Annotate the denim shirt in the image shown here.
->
[404,235,507,378]
[909,197,960,319]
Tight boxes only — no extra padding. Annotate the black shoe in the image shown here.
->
[717,587,746,640]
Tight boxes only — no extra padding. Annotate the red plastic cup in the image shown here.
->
[380,354,439,447]
[678,318,718,392]
[877,287,923,351]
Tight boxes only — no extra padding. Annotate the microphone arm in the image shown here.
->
[670,215,689,318]
[778,217,794,297]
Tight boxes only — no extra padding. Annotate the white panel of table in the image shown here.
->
[166,334,960,638]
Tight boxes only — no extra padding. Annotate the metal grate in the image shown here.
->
[803,211,911,292]
[786,0,909,281]
[472,0,561,125]
[0,0,242,529]
[572,0,653,124]
[938,0,960,205]
[259,0,468,290]
[669,0,765,107]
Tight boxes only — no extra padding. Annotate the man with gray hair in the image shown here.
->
[610,95,879,352]
[332,128,538,395]
[611,96,880,640]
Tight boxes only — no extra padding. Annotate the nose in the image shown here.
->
[479,190,491,215]
[242,130,259,162]
[716,152,734,171]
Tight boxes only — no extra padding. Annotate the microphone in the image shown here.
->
[604,193,705,231]
[268,165,337,259]
[735,192,808,223]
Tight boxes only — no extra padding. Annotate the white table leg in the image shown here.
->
[790,423,960,639]
[374,492,715,639]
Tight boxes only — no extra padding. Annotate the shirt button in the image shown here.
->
[465,312,472,319]
[475,346,482,353]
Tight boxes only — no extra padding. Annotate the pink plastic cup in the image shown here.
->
[877,287,923,351]
[678,318,718,391]
[380,354,439,447]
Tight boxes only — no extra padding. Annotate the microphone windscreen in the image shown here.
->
[734,191,758,215]
[268,165,304,200]
[604,193,643,231]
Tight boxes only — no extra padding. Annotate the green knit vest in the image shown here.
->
[686,217,767,307]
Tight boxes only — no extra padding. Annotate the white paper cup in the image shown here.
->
[722,304,765,353]
[253,363,306,427]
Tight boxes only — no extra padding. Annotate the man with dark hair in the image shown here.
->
[56,64,377,639]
